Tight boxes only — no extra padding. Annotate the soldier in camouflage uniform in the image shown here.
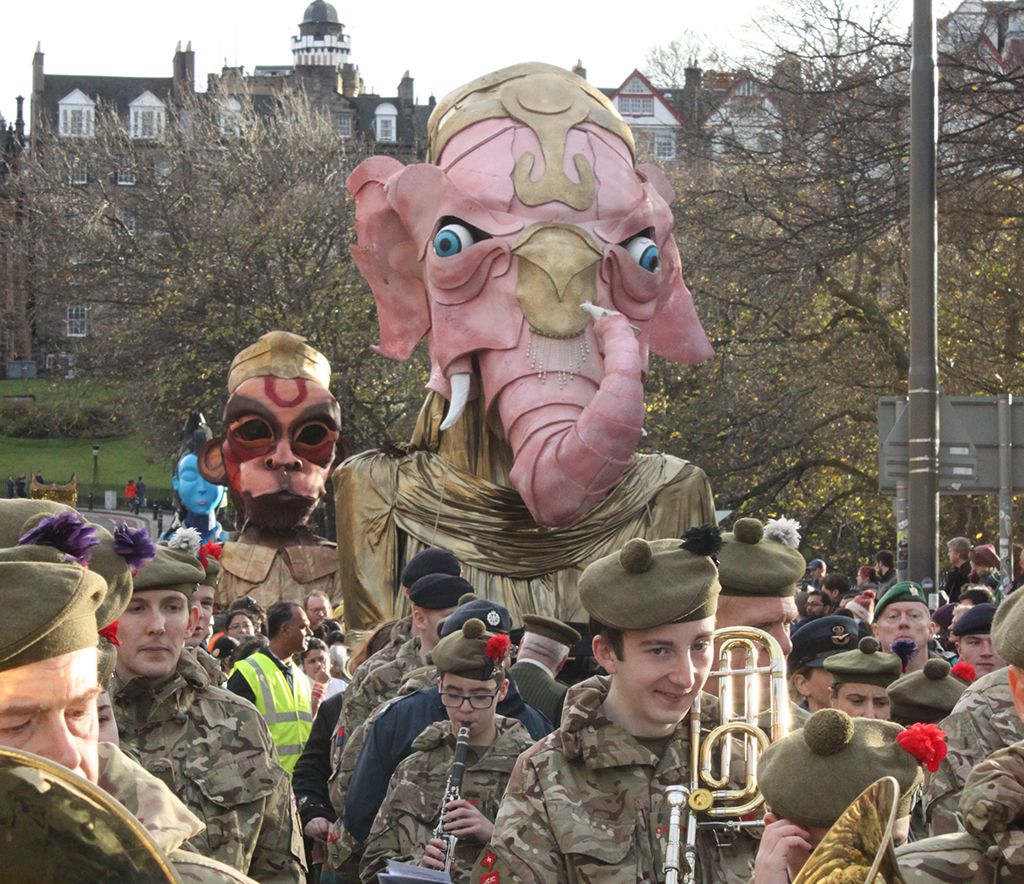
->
[341,573,469,740]
[344,548,461,694]
[473,530,757,884]
[897,588,1024,881]
[923,667,1023,834]
[361,618,534,883]
[112,544,306,883]
[0,506,260,884]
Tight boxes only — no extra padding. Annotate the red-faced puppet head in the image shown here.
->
[199,331,341,530]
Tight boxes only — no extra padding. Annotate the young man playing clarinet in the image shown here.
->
[359,618,535,883]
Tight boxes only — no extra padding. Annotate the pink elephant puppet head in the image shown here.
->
[348,63,713,527]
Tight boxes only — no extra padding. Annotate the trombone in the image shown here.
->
[665,626,790,884]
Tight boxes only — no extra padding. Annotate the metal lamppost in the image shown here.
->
[90,443,99,511]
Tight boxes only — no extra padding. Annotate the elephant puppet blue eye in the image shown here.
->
[434,222,475,258]
[624,235,659,272]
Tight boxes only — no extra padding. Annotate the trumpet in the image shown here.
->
[664,626,789,884]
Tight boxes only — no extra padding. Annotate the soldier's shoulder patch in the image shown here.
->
[481,850,496,870]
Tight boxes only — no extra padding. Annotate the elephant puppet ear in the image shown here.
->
[197,437,229,486]
[347,156,431,361]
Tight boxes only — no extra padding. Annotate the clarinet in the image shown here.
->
[433,723,471,874]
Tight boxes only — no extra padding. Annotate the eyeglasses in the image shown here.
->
[439,688,500,709]
[880,609,926,625]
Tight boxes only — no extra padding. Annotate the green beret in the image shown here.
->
[758,708,923,828]
[873,581,929,622]
[522,614,581,648]
[0,500,133,629]
[993,590,1024,669]
[0,557,108,672]
[132,545,205,598]
[432,618,510,681]
[578,529,721,630]
[717,518,806,597]
[887,658,968,725]
[823,636,903,689]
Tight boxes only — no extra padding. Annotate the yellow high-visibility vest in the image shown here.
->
[232,652,312,774]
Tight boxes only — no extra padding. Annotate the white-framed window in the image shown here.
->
[129,92,166,140]
[154,156,172,186]
[219,98,242,137]
[338,114,352,138]
[654,131,676,161]
[121,208,136,235]
[374,103,398,142]
[153,209,169,237]
[117,155,136,185]
[70,157,88,185]
[66,305,88,337]
[619,96,653,116]
[58,89,95,138]
[623,78,647,94]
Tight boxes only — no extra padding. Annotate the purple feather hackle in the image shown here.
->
[113,523,157,573]
[891,638,918,673]
[17,511,100,565]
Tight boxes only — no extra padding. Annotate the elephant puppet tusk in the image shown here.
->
[439,373,472,431]
[641,428,647,437]
[580,301,623,322]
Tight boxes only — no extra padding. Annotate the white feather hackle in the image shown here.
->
[763,517,801,548]
[168,526,202,555]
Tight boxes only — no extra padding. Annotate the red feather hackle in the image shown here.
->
[485,634,510,663]
[896,722,948,772]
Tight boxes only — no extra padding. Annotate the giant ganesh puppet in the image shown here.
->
[335,63,717,629]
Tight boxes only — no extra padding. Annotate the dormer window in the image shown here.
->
[374,103,398,143]
[58,89,95,138]
[129,91,166,140]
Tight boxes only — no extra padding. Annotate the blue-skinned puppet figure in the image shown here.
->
[162,411,230,544]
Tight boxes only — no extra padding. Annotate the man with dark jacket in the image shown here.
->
[292,692,345,871]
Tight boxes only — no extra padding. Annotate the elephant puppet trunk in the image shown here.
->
[500,313,645,527]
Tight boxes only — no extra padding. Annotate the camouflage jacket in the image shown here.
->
[112,650,306,884]
[360,717,534,884]
[330,664,436,812]
[342,632,424,740]
[326,665,436,881]
[924,667,1024,835]
[472,675,756,884]
[895,833,1013,883]
[193,644,226,686]
[98,742,264,884]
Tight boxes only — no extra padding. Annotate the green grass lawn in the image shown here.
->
[0,434,174,494]
[1,378,174,497]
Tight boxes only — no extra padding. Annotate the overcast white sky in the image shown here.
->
[2,0,959,129]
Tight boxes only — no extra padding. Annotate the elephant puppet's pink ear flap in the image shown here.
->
[348,156,431,361]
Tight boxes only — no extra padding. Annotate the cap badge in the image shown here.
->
[486,611,501,626]
[831,626,851,645]
[909,586,920,597]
